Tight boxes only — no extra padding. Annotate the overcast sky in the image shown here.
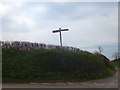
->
[0,1,118,60]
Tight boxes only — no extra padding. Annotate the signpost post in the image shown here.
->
[52,28,68,47]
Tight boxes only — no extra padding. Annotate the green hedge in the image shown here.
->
[2,48,115,83]
[111,58,120,67]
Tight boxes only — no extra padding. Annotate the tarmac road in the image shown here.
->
[2,68,119,88]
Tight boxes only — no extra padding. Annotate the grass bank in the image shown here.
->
[2,47,115,83]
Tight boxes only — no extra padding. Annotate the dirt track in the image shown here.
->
[2,68,119,88]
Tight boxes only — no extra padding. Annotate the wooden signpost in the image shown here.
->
[52,28,68,47]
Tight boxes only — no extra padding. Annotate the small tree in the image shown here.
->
[98,46,103,54]
[113,52,120,59]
